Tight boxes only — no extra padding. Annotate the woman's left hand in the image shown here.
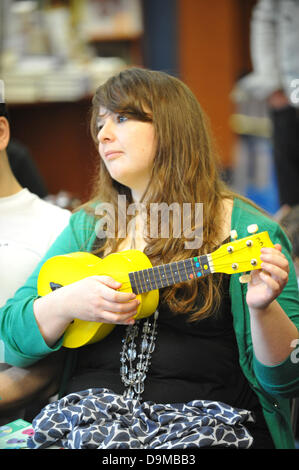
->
[246,244,289,311]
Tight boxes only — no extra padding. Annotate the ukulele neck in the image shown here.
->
[129,254,213,294]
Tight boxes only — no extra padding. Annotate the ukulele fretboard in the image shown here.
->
[129,254,212,294]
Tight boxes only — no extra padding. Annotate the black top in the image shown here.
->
[66,274,274,449]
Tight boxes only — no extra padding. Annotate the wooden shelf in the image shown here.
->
[8,97,97,202]
[88,32,144,66]
[87,32,143,43]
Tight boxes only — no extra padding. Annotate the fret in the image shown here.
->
[161,265,170,287]
[136,270,144,293]
[181,259,190,282]
[191,256,202,279]
[134,270,142,294]
[169,261,181,284]
[128,272,138,295]
[185,259,196,278]
[164,263,174,286]
[148,267,158,290]
[175,261,182,282]
[143,268,153,291]
[130,271,141,294]
[153,266,166,289]
[185,258,196,280]
[176,260,188,282]
[140,269,147,292]
[175,261,185,282]
[199,254,211,275]
[151,266,159,289]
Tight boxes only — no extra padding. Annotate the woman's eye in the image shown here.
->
[117,114,128,123]
[96,120,104,131]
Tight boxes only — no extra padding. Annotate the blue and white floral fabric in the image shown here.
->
[27,388,254,449]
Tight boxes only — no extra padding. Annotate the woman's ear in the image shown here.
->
[0,116,10,151]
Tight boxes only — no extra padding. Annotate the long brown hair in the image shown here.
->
[86,67,241,321]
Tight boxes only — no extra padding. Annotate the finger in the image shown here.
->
[260,251,289,272]
[261,247,284,258]
[260,262,289,284]
[95,275,122,289]
[97,310,136,325]
[259,270,281,294]
[96,277,137,303]
[103,297,140,314]
[102,287,138,304]
[248,269,262,284]
[261,245,283,254]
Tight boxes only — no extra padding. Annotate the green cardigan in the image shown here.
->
[0,198,299,448]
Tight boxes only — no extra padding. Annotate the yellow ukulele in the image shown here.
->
[37,227,274,349]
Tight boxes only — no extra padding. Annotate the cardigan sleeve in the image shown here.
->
[251,223,299,397]
[0,210,97,368]
[230,198,299,398]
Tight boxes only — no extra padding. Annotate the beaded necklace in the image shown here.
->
[120,310,159,401]
[119,214,159,400]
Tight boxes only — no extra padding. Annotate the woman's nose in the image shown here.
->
[98,120,115,143]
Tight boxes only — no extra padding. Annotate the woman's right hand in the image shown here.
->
[33,276,139,347]
[56,275,139,323]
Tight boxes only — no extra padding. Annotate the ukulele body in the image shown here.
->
[37,250,159,348]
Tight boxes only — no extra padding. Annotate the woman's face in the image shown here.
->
[97,107,156,200]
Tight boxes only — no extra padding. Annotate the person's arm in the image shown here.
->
[231,200,299,396]
[0,351,64,414]
[250,0,282,97]
[244,216,299,372]
[0,210,91,366]
[0,209,139,364]
[236,0,283,101]
[33,275,139,348]
[247,243,299,366]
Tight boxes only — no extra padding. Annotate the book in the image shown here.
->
[0,419,33,449]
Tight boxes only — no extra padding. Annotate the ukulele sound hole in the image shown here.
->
[49,282,63,291]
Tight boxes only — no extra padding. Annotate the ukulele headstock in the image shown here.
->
[210,225,274,275]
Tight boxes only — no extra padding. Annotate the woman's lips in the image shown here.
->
[104,150,124,160]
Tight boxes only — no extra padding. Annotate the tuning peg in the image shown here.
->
[239,274,252,284]
[230,230,238,240]
[247,224,258,234]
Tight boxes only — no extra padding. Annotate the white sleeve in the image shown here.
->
[250,0,281,92]
[237,0,281,100]
[237,0,299,104]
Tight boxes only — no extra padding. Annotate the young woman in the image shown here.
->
[1,68,298,449]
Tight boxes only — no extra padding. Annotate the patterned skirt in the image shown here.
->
[27,388,255,449]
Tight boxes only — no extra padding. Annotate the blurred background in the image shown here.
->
[0,0,279,213]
